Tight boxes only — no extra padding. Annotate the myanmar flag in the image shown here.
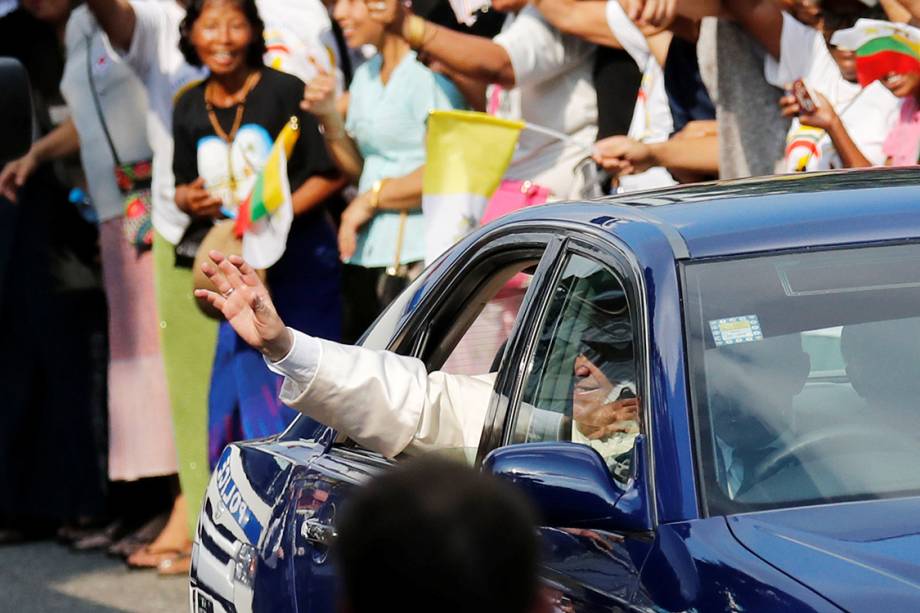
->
[422,110,523,263]
[832,19,920,87]
[235,116,300,269]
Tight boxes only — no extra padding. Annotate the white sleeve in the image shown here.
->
[604,0,650,71]
[122,0,165,81]
[494,5,591,87]
[275,335,494,458]
[764,11,822,88]
[409,372,495,456]
[265,328,323,393]
[63,7,82,53]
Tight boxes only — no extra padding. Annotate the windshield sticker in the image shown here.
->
[710,315,763,346]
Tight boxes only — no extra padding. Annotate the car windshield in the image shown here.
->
[684,243,920,515]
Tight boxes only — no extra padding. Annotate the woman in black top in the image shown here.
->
[172,0,345,468]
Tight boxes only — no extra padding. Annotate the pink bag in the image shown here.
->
[480,179,551,226]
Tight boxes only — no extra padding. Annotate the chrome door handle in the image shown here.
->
[301,517,337,546]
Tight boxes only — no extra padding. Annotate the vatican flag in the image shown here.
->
[422,110,524,264]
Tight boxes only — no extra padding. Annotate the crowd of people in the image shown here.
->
[1,0,919,579]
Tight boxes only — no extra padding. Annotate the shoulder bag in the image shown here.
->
[86,35,154,251]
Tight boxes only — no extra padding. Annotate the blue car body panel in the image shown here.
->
[190,169,920,612]
[633,519,838,611]
[727,498,920,611]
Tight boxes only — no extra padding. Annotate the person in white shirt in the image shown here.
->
[365,0,598,200]
[59,4,180,498]
[531,0,679,191]
[194,250,641,460]
[724,0,899,171]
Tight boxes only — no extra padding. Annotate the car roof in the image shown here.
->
[514,168,920,259]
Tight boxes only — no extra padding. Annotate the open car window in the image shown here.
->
[684,243,920,515]
[416,260,540,464]
[278,270,434,443]
[295,235,554,458]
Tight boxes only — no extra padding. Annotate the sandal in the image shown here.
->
[108,512,169,558]
[71,520,125,552]
[126,543,190,569]
[157,551,192,576]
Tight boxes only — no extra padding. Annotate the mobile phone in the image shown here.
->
[791,79,817,114]
[615,383,636,401]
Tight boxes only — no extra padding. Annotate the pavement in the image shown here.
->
[0,541,188,612]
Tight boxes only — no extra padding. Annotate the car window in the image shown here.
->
[278,270,434,442]
[406,258,541,464]
[684,243,920,515]
[441,273,530,376]
[510,253,639,482]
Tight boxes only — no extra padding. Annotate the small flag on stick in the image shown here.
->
[234,116,299,269]
[832,19,920,87]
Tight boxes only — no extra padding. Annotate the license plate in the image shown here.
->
[191,588,215,613]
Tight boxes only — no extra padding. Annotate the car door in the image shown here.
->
[287,227,566,611]
[486,237,654,612]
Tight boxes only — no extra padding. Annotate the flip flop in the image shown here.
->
[108,513,169,558]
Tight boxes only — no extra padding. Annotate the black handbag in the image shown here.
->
[173,217,215,269]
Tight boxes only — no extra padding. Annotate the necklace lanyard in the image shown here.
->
[204,70,260,208]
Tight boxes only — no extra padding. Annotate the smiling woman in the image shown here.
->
[172,0,346,471]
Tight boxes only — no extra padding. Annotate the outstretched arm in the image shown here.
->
[370,0,515,87]
[594,130,719,177]
[534,0,623,48]
[195,251,492,457]
[86,0,136,51]
[722,0,782,59]
[0,118,79,202]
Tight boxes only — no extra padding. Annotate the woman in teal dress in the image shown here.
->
[303,0,466,342]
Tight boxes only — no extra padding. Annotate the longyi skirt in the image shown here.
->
[100,218,177,481]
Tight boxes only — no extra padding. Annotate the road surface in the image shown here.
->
[0,540,188,612]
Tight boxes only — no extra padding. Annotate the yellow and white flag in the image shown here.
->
[422,110,523,263]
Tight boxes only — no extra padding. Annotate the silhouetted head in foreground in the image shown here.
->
[335,456,546,613]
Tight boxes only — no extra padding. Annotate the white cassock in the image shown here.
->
[265,330,494,458]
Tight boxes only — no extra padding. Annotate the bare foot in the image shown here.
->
[145,494,192,554]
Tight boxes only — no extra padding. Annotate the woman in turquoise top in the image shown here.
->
[303,0,465,342]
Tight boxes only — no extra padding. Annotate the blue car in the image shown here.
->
[190,168,920,613]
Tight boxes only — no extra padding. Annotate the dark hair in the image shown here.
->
[178,0,267,68]
[334,457,541,613]
[821,0,886,35]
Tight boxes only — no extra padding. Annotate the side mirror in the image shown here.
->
[0,58,33,165]
[483,437,653,533]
